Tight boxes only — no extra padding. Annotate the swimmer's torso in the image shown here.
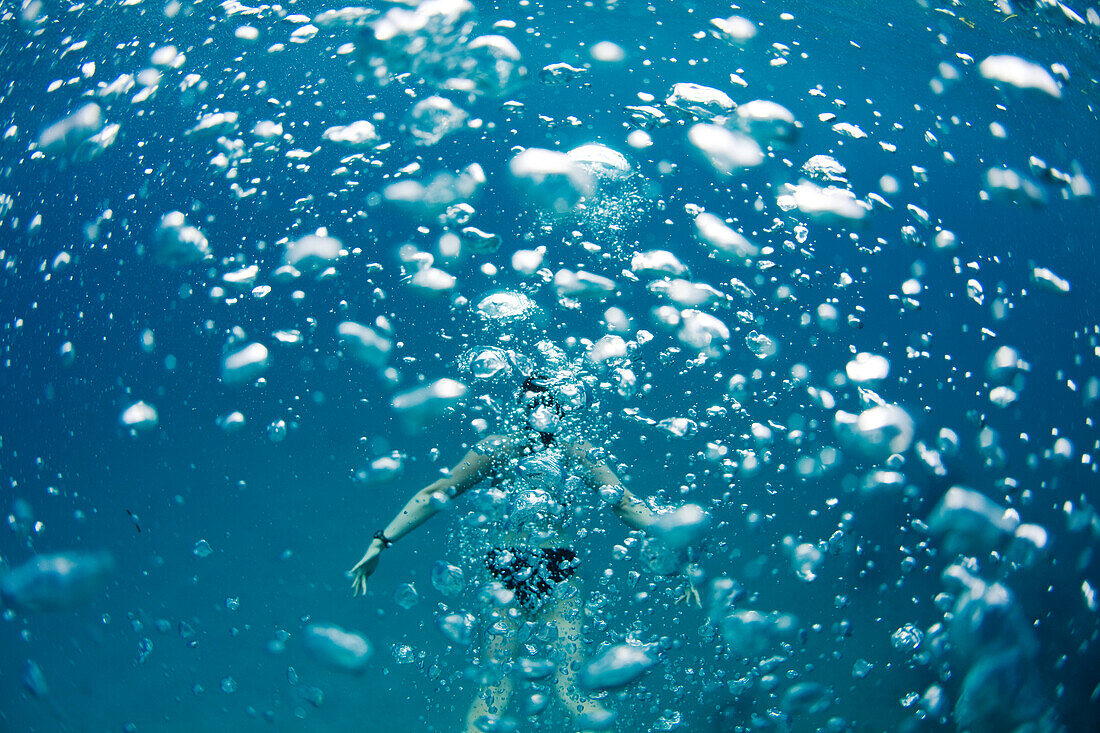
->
[492,442,580,548]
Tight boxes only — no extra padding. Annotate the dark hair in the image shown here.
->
[521,374,550,395]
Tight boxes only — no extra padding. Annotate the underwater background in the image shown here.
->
[1,0,1099,730]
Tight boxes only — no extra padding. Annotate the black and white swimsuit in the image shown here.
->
[486,546,578,609]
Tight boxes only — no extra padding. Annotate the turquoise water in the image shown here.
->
[1,0,1098,730]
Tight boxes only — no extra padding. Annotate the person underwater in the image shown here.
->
[349,373,701,732]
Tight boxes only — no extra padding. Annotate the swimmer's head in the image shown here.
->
[520,375,563,438]
[518,373,589,442]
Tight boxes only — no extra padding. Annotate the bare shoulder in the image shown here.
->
[563,437,600,463]
[472,433,522,461]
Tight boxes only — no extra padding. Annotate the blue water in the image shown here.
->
[2,0,1099,730]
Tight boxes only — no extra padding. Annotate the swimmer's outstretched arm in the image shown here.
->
[569,439,703,607]
[349,435,513,596]
[610,485,659,531]
[567,439,658,531]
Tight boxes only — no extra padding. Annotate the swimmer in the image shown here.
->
[349,373,699,732]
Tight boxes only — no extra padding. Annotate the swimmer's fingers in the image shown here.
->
[349,571,367,597]
[348,548,383,597]
[674,584,703,608]
[347,563,367,597]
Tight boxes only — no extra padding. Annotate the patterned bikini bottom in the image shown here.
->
[485,547,578,609]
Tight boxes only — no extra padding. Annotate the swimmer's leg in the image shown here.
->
[542,579,612,732]
[464,610,519,733]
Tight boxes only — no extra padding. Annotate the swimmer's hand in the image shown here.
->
[675,580,702,608]
[348,542,383,597]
